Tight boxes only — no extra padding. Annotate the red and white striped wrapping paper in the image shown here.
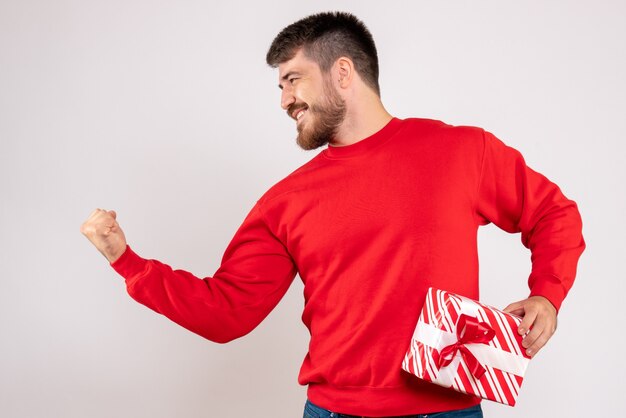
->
[402,288,531,406]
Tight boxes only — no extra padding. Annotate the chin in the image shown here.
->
[296,134,330,151]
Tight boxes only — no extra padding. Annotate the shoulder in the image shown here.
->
[401,117,484,137]
[256,151,327,206]
[397,117,486,151]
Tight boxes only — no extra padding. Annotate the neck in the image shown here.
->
[330,89,393,147]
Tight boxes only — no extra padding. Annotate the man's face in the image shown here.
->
[278,50,346,150]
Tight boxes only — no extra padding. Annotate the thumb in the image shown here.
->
[503,300,525,316]
[107,210,117,220]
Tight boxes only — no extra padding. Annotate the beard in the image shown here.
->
[291,79,347,151]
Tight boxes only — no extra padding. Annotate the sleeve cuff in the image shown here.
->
[528,273,568,312]
[110,245,149,282]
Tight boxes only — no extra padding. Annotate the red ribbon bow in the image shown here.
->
[437,314,495,379]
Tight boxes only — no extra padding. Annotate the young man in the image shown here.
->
[81,12,584,418]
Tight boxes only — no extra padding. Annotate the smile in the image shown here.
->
[293,107,308,122]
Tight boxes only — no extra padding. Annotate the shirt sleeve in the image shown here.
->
[111,202,298,343]
[475,130,585,311]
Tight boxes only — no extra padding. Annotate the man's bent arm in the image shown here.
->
[475,130,585,311]
[111,203,298,343]
[474,131,585,356]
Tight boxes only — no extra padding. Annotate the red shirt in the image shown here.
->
[112,118,584,415]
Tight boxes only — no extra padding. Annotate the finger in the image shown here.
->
[518,307,537,336]
[525,327,553,357]
[92,209,115,226]
[521,308,557,352]
[503,301,525,317]
[504,300,532,334]
[101,218,119,234]
[82,213,114,236]
[81,210,101,235]
[84,209,104,225]
[521,318,542,348]
[108,222,120,235]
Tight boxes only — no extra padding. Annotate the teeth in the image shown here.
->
[296,110,305,120]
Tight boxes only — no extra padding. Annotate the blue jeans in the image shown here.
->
[303,399,483,418]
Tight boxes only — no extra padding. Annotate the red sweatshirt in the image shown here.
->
[111,118,584,416]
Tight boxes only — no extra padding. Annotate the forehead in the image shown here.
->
[277,49,321,80]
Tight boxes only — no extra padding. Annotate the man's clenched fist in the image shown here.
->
[80,209,127,263]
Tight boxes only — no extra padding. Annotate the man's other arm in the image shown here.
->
[474,131,585,357]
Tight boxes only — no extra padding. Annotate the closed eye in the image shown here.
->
[279,71,301,89]
[278,79,297,90]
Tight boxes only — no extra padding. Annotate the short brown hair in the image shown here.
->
[266,12,380,95]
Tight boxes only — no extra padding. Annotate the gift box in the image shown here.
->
[402,288,531,406]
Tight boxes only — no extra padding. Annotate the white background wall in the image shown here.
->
[1,0,623,417]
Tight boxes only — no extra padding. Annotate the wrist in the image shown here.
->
[105,245,127,264]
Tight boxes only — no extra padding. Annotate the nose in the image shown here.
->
[280,86,295,110]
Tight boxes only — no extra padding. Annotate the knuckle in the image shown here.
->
[526,330,540,341]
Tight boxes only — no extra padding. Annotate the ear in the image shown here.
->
[334,57,355,89]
